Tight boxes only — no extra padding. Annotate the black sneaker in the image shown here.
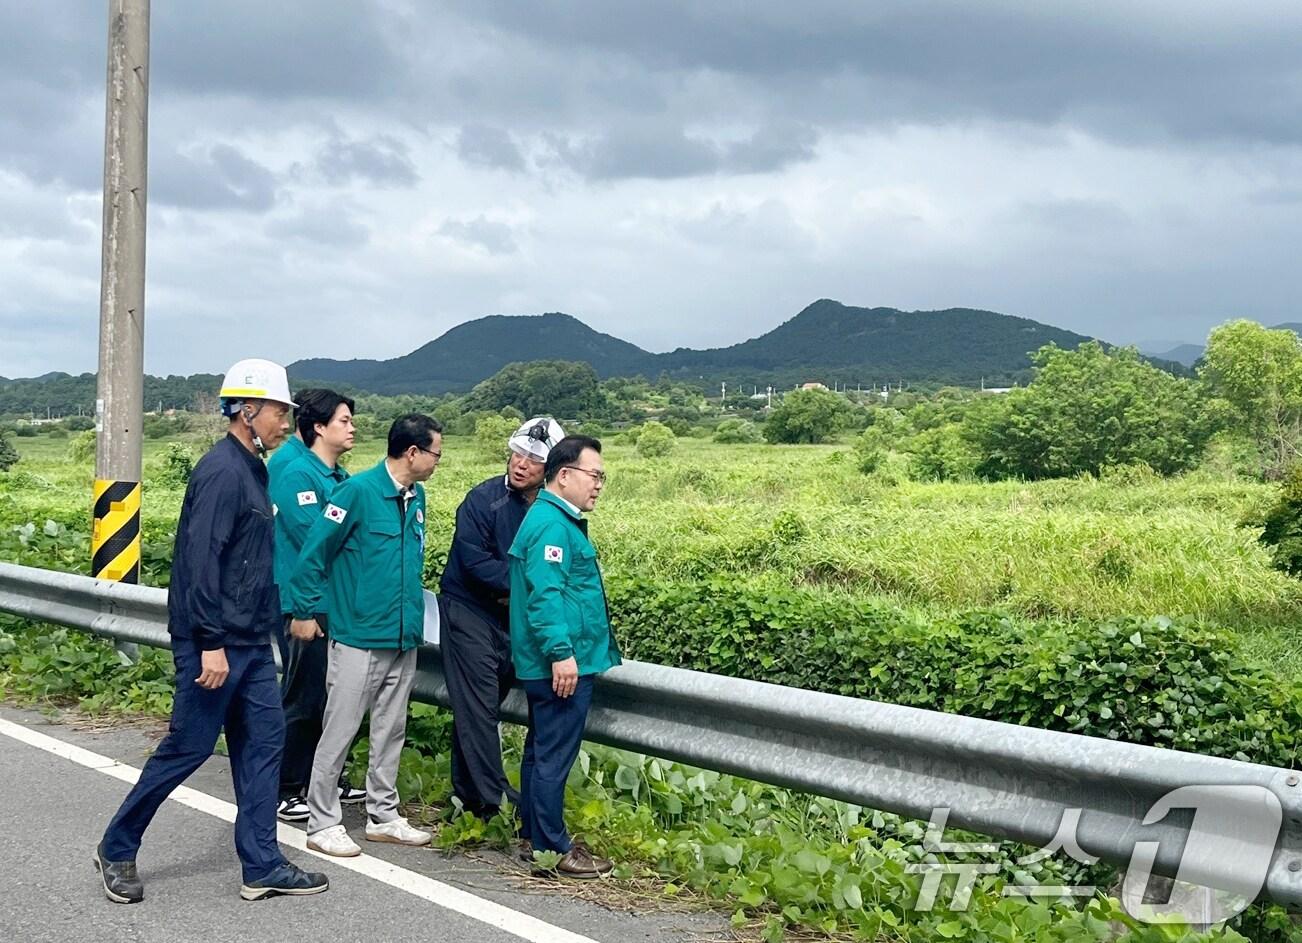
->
[240,862,329,901]
[339,784,366,805]
[276,796,310,822]
[94,842,144,904]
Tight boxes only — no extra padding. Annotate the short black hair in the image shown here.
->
[388,413,443,458]
[295,389,356,447]
[544,435,602,483]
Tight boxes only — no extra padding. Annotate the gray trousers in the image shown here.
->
[307,641,417,835]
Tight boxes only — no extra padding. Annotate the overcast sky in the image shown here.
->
[3,1,1301,377]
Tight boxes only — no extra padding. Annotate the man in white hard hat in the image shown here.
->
[96,359,329,904]
[439,417,564,828]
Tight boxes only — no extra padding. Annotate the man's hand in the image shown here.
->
[551,656,579,698]
[196,648,230,689]
[290,618,323,642]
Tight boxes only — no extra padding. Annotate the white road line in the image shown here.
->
[0,716,599,943]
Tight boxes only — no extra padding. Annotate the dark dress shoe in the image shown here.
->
[240,862,329,901]
[95,842,143,904]
[517,839,533,863]
[553,843,613,880]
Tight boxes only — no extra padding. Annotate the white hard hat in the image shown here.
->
[508,417,566,463]
[219,358,294,408]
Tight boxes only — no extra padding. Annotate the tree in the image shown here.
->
[1200,320,1302,478]
[0,430,18,471]
[462,360,601,419]
[635,421,676,459]
[967,342,1213,480]
[762,388,854,444]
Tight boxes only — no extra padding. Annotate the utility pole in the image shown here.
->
[93,0,150,664]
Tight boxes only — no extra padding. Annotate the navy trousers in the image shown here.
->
[102,641,286,883]
[442,597,518,816]
[520,676,594,854]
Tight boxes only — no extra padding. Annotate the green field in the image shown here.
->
[4,429,1299,674]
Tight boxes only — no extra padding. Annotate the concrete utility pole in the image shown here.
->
[92,0,149,630]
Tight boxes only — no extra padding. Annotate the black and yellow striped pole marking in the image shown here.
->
[92,479,142,584]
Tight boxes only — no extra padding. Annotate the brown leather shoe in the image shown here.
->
[553,843,613,879]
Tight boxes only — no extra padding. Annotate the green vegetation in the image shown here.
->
[4,324,1302,940]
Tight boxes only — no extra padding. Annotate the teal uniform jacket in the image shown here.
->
[269,446,348,616]
[288,459,426,651]
[508,490,621,681]
[267,433,307,476]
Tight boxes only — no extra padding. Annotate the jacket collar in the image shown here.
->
[224,432,268,482]
[538,488,582,520]
[302,444,347,481]
[375,458,416,502]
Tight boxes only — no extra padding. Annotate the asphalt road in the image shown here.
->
[0,704,725,943]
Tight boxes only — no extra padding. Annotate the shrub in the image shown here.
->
[1259,465,1302,578]
[67,430,95,462]
[609,577,1302,770]
[46,426,69,440]
[713,418,761,444]
[474,414,518,461]
[13,424,38,438]
[0,431,17,472]
[636,421,676,459]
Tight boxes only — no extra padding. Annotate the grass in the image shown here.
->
[4,429,1300,674]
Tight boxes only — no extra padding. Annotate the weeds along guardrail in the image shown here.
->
[1,559,1300,912]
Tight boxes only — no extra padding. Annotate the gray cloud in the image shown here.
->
[152,144,279,211]
[456,124,527,173]
[265,205,370,248]
[438,216,518,255]
[316,135,418,187]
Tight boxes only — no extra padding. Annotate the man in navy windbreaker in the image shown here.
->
[439,417,564,819]
[95,360,328,905]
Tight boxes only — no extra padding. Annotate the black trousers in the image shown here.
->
[278,615,347,800]
[441,596,518,815]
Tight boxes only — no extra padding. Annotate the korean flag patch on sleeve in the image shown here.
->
[324,504,348,524]
[544,545,564,564]
[297,490,318,506]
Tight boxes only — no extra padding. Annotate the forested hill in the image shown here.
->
[292,312,653,395]
[290,300,1104,393]
[652,299,1097,387]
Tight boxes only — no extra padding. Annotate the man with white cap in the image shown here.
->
[439,417,564,822]
[95,359,329,903]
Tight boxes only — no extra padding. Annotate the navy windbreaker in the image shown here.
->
[439,476,531,624]
[167,434,281,650]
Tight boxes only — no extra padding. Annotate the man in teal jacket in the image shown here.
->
[287,413,442,858]
[509,434,620,878]
[268,388,359,822]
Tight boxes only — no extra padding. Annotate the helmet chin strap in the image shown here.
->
[242,403,268,458]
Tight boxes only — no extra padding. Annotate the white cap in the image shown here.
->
[508,417,566,463]
[219,358,294,408]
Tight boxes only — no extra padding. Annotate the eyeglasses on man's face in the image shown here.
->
[563,465,606,484]
[416,445,442,461]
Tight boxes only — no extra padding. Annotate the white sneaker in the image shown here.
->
[365,817,431,847]
[306,824,361,858]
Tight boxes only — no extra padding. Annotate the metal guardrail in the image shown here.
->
[1,560,1299,913]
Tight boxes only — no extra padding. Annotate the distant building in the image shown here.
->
[800,382,828,391]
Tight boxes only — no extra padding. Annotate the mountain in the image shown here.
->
[290,312,655,394]
[1149,344,1205,368]
[653,300,1095,387]
[289,300,1103,394]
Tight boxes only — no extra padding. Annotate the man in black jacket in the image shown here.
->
[440,417,564,819]
[95,359,329,904]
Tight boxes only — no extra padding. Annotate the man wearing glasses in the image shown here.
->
[287,414,443,857]
[440,417,565,823]
[508,435,621,878]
